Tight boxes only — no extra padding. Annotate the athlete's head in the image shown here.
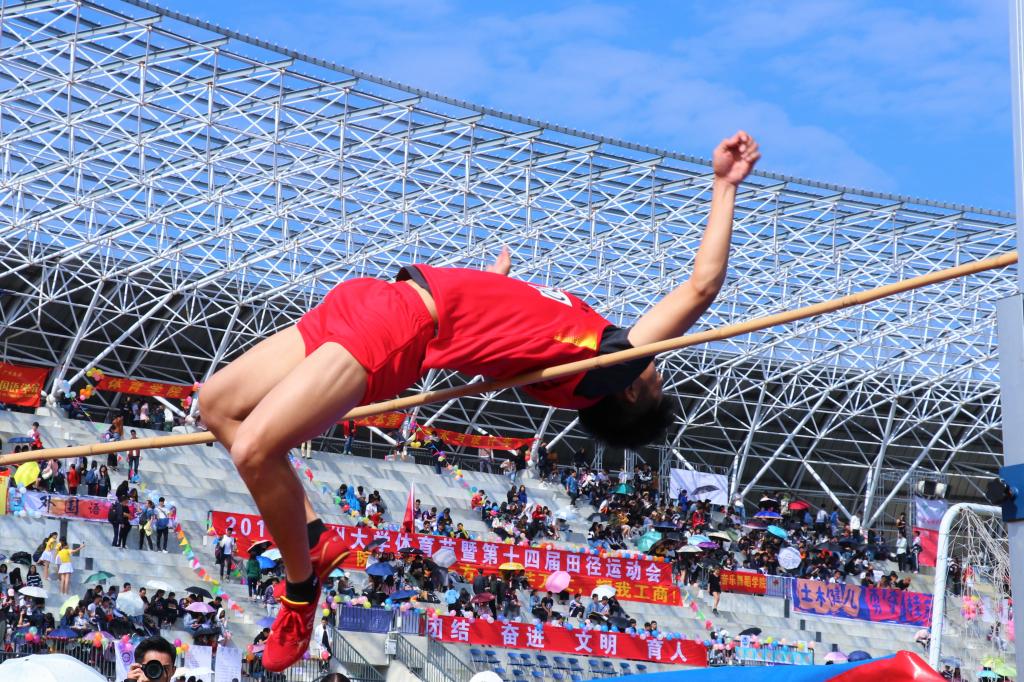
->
[577,361,674,448]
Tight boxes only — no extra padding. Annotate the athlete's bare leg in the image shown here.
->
[201,328,367,582]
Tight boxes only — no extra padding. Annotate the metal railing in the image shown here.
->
[331,629,386,682]
[426,637,475,682]
[393,633,427,679]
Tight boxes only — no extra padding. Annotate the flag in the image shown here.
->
[401,483,416,534]
[607,651,942,681]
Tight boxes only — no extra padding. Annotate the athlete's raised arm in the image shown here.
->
[485,245,513,276]
[627,131,760,347]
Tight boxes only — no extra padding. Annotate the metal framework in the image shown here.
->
[0,0,1017,523]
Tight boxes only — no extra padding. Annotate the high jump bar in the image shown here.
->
[1,249,1017,467]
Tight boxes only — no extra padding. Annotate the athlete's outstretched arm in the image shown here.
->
[485,245,512,276]
[628,131,760,347]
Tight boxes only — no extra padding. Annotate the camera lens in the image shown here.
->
[142,659,165,680]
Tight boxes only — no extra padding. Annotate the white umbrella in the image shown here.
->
[146,579,175,593]
[432,548,457,568]
[262,548,282,561]
[0,653,106,682]
[116,591,146,617]
[554,507,579,521]
[591,584,616,599]
[173,666,214,679]
[18,586,47,599]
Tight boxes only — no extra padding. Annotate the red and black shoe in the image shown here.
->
[262,579,321,672]
[273,531,350,599]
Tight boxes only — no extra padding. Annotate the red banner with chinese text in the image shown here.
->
[427,615,707,667]
[719,570,767,595]
[0,361,48,407]
[209,511,681,607]
[355,412,407,430]
[415,426,535,451]
[95,375,193,399]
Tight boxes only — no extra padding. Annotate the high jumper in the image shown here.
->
[189,131,760,670]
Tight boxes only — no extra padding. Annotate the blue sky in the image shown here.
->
[168,0,1013,210]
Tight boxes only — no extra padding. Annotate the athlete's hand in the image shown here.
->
[486,246,512,276]
[712,131,760,186]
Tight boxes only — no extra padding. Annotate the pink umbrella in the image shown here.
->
[186,602,215,614]
[544,571,571,593]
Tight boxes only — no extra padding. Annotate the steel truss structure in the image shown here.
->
[0,0,1017,524]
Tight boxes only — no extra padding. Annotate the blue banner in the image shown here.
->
[791,579,932,627]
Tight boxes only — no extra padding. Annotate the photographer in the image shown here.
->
[124,635,177,682]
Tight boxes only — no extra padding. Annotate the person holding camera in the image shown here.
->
[123,635,177,682]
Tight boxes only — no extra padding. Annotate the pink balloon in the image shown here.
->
[544,570,571,593]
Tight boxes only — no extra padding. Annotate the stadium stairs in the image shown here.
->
[0,409,956,677]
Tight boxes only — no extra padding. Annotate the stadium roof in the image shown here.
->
[0,0,1016,524]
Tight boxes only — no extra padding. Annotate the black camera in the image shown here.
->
[142,659,166,680]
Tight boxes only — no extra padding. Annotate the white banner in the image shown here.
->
[114,641,135,681]
[184,644,214,682]
[913,496,947,530]
[669,469,729,507]
[214,646,243,682]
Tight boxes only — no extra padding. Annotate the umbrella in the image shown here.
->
[499,562,525,571]
[741,521,767,530]
[444,589,459,605]
[939,656,963,668]
[697,541,719,550]
[389,589,419,602]
[609,616,631,631]
[823,652,848,663]
[145,580,174,593]
[0,653,107,682]
[778,547,802,571]
[262,548,283,561]
[175,667,214,679]
[759,496,778,504]
[767,525,788,540]
[329,568,346,579]
[545,571,571,593]
[648,538,681,556]
[816,542,841,553]
[367,562,394,577]
[432,548,457,568]
[652,521,678,531]
[365,538,387,550]
[398,546,424,556]
[186,601,215,614]
[116,592,145,617]
[847,651,871,662]
[59,596,80,614]
[591,584,616,599]
[636,530,662,553]
[45,627,78,640]
[687,534,711,546]
[470,592,495,604]
[83,571,114,585]
[9,552,31,566]
[257,556,277,570]
[7,436,33,445]
[788,500,811,511]
[247,540,272,557]
[186,586,213,599]
[976,672,1000,680]
[587,612,609,624]
[257,616,275,628]
[739,627,762,636]
[612,483,634,495]
[993,663,1017,677]
[678,545,703,554]
[837,537,861,547]
[12,462,39,487]
[707,531,734,542]
[18,586,46,599]
[754,510,781,519]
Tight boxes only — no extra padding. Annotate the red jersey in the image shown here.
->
[400,265,613,409]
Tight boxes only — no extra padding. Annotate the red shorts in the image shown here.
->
[295,278,435,404]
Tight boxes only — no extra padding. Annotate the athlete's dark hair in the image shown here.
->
[577,392,675,449]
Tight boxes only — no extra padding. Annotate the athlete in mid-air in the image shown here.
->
[200,131,760,670]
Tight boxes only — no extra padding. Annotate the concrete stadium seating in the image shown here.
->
[0,409,958,678]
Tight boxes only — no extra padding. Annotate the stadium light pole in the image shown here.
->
[998,0,1024,672]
